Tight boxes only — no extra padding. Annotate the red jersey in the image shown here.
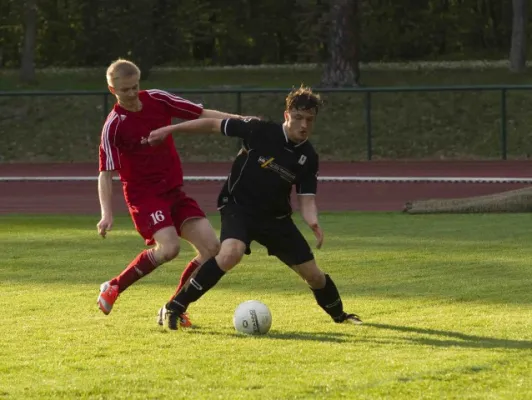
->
[98,89,203,204]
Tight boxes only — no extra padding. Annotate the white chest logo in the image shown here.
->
[298,155,307,165]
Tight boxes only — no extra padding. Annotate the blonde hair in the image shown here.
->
[106,58,141,87]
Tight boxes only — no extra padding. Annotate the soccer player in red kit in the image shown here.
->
[97,59,246,326]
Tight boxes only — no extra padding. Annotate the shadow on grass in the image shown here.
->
[366,323,532,350]
[258,330,356,343]
[157,322,532,349]
[185,328,357,343]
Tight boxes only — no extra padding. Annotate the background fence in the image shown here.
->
[1,85,532,162]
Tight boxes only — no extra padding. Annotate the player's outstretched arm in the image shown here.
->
[298,195,324,249]
[97,171,114,238]
[200,109,259,121]
[200,109,240,120]
[147,118,223,146]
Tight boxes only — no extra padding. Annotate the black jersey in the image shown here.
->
[217,118,319,218]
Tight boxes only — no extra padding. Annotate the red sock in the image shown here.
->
[114,249,159,293]
[169,259,201,301]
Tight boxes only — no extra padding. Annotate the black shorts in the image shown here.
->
[219,204,314,267]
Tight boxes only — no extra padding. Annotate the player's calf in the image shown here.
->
[165,257,227,315]
[310,274,363,324]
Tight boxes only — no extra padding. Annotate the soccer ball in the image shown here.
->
[233,300,272,335]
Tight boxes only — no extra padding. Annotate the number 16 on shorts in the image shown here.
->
[150,210,166,224]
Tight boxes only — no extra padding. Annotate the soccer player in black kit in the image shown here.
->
[147,85,363,330]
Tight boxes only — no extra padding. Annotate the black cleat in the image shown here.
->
[334,312,363,325]
[157,306,180,330]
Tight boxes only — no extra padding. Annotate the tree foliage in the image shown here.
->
[0,0,529,69]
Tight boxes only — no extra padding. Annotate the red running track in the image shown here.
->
[0,161,530,214]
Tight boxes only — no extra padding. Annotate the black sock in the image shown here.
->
[311,274,344,320]
[166,257,225,313]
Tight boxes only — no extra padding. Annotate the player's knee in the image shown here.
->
[159,242,180,261]
[206,239,221,258]
[194,238,220,261]
[216,241,245,270]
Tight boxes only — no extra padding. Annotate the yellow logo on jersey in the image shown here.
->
[261,157,275,168]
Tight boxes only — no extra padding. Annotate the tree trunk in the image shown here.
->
[20,0,38,83]
[404,186,532,214]
[509,0,527,72]
[320,0,360,87]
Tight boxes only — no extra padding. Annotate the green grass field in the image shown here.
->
[2,66,532,162]
[1,212,531,399]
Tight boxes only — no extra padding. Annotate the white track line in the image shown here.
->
[0,176,531,183]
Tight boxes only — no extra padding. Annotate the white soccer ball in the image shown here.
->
[233,300,272,335]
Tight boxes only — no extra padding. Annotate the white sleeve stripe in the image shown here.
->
[222,119,229,135]
[105,118,113,170]
[147,89,203,115]
[111,118,121,169]
[147,89,198,106]
[154,97,201,117]
[107,114,118,170]
[102,112,119,170]
[297,193,316,196]
[102,113,114,170]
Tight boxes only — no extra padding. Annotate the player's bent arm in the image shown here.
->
[98,171,114,217]
[148,117,256,146]
[153,118,223,139]
[298,194,319,228]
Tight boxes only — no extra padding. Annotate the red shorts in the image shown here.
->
[128,188,206,246]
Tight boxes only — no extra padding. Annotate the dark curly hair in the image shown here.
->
[285,84,322,114]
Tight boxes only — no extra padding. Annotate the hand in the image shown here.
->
[310,223,324,249]
[146,127,171,146]
[97,215,113,238]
